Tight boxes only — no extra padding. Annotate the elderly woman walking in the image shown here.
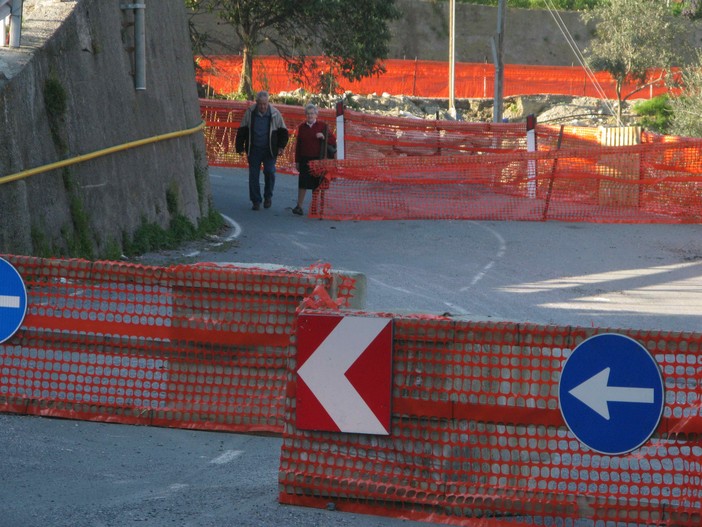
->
[292,103,336,216]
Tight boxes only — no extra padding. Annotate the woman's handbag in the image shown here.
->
[320,124,336,159]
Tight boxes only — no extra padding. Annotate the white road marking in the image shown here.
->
[368,278,413,295]
[209,450,244,465]
[369,278,471,315]
[220,213,242,241]
[460,222,507,292]
[291,240,310,251]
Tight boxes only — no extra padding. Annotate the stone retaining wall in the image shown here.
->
[0,0,210,257]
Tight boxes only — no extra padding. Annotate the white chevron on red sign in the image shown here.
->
[296,314,393,435]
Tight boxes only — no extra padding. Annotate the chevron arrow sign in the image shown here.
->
[296,314,393,435]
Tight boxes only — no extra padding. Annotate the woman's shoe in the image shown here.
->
[292,206,304,216]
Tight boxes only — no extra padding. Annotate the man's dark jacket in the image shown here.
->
[235,104,289,157]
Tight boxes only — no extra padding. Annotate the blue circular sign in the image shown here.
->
[0,257,28,344]
[559,333,664,456]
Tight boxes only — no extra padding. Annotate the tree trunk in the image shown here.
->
[616,79,623,123]
[238,44,255,99]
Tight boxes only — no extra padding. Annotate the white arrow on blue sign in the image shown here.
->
[0,257,28,344]
[559,333,664,456]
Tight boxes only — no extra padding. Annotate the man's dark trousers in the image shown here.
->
[248,146,276,205]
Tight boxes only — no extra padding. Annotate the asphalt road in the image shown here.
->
[203,168,702,333]
[2,167,700,527]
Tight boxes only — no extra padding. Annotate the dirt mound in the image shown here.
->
[276,89,641,127]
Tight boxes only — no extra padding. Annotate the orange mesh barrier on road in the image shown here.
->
[1,255,700,525]
[279,311,702,526]
[200,100,702,224]
[196,56,673,99]
[307,140,702,223]
[0,256,358,433]
[201,99,598,169]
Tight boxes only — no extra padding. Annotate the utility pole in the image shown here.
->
[491,0,506,122]
[448,0,456,118]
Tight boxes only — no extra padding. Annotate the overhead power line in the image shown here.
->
[543,0,623,126]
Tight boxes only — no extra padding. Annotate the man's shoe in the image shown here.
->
[292,206,304,216]
[252,202,261,211]
[263,198,272,209]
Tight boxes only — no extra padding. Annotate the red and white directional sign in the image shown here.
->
[296,314,393,435]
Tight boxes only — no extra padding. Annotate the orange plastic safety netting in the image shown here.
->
[196,56,674,100]
[0,256,358,433]
[279,313,702,526]
[200,99,702,224]
[306,138,702,223]
[200,99,598,168]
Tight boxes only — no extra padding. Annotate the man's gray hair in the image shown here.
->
[255,90,270,101]
[304,103,318,113]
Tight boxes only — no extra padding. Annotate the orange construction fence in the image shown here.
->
[196,56,674,100]
[307,142,702,223]
[201,99,593,171]
[0,255,358,433]
[280,309,702,527]
[200,99,702,224]
[0,256,699,526]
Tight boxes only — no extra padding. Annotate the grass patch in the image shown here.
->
[30,226,53,258]
[62,169,94,259]
[122,207,225,257]
[44,75,68,153]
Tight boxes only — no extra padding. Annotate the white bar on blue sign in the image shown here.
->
[0,295,21,308]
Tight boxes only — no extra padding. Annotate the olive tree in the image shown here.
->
[669,52,702,137]
[581,0,688,122]
[186,0,400,99]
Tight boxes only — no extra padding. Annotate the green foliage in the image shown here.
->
[187,0,400,97]
[272,94,302,106]
[30,226,53,258]
[581,0,687,120]
[169,214,197,241]
[122,208,225,257]
[44,75,68,153]
[316,71,341,96]
[102,240,123,261]
[124,221,170,256]
[62,169,94,260]
[632,95,672,134]
[462,0,598,8]
[198,207,225,234]
[674,0,702,19]
[669,52,702,137]
[44,76,67,117]
[166,185,179,216]
[220,91,250,101]
[457,0,694,12]
[193,148,208,214]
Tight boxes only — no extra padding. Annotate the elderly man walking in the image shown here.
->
[235,91,289,210]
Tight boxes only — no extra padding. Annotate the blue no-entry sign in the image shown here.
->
[0,257,28,344]
[559,333,664,456]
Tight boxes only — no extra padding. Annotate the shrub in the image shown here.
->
[632,95,673,134]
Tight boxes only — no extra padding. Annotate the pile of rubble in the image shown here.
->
[276,88,640,127]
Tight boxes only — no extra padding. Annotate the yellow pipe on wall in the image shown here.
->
[0,121,206,185]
